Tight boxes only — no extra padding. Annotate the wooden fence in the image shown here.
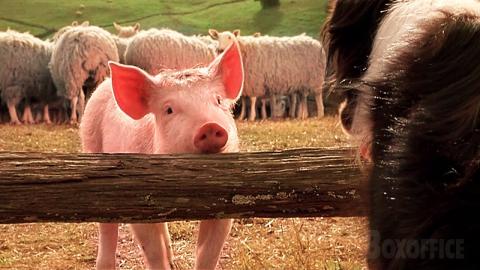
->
[0,148,365,224]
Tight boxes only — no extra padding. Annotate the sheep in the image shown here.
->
[220,31,265,121]
[266,34,325,119]
[242,33,268,121]
[195,34,218,46]
[248,32,302,120]
[48,99,69,124]
[111,22,141,64]
[49,25,119,124]
[125,28,216,75]
[113,22,140,38]
[208,30,264,121]
[0,97,8,123]
[209,29,326,121]
[51,21,90,43]
[0,30,57,124]
[193,34,219,54]
[112,36,129,64]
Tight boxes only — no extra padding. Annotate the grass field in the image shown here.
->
[0,0,328,38]
[0,118,367,269]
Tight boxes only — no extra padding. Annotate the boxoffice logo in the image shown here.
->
[368,231,465,260]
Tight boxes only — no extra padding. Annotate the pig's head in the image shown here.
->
[109,42,244,154]
[208,29,240,54]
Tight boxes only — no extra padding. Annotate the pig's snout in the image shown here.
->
[194,123,228,153]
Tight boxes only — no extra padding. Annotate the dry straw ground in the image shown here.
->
[0,118,367,269]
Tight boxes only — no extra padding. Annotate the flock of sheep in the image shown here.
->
[0,21,326,124]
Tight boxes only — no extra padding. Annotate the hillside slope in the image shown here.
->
[0,0,328,38]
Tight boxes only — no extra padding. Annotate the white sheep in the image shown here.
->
[0,101,8,123]
[209,29,326,120]
[49,25,119,124]
[271,34,325,119]
[113,22,140,38]
[113,22,140,64]
[51,21,90,43]
[112,36,130,64]
[125,28,216,74]
[112,22,141,64]
[0,30,57,124]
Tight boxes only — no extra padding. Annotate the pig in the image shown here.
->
[80,41,244,269]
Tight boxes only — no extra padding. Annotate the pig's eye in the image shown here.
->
[166,107,173,115]
[217,97,222,105]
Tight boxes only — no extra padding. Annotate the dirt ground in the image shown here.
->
[0,117,367,269]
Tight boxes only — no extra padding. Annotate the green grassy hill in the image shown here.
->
[0,0,328,38]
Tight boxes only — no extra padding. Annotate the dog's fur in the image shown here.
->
[323,1,480,269]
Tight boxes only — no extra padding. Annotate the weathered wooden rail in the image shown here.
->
[0,148,365,224]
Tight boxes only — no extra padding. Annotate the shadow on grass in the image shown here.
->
[253,5,284,34]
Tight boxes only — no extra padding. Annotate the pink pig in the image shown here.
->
[80,42,244,269]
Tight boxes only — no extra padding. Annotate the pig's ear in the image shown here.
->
[208,41,244,101]
[109,61,153,120]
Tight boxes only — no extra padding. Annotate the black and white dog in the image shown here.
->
[323,0,480,269]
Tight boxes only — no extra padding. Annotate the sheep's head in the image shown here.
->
[114,22,140,38]
[52,20,89,42]
[208,29,240,54]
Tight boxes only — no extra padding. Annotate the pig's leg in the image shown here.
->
[248,96,257,121]
[70,96,78,125]
[96,223,118,270]
[194,219,233,270]
[130,223,171,269]
[238,97,246,120]
[260,97,267,120]
[157,223,175,268]
[289,93,297,119]
[43,104,52,124]
[315,92,324,118]
[7,101,21,125]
